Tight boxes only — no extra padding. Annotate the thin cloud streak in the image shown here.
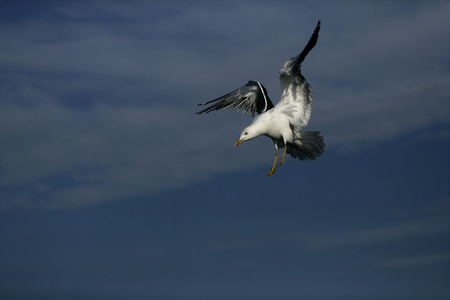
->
[375,253,450,269]
[284,219,450,252]
[127,205,450,268]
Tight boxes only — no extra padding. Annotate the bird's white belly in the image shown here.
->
[264,127,283,140]
[260,113,293,142]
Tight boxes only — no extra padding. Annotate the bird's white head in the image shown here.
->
[235,126,259,146]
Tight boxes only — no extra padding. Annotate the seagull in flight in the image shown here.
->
[196,21,324,176]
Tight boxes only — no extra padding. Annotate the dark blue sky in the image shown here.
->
[1,1,449,299]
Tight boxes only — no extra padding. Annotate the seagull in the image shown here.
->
[196,21,324,176]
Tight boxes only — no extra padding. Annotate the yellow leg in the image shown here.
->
[277,145,287,167]
[267,148,279,176]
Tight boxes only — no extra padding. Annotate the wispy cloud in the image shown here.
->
[1,1,449,210]
[130,199,450,264]
[284,219,450,252]
[375,253,450,269]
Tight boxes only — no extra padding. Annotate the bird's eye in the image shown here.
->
[244,132,248,135]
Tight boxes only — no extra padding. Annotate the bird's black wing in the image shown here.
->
[196,80,274,117]
[278,20,320,94]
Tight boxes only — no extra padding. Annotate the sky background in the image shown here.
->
[1,0,449,299]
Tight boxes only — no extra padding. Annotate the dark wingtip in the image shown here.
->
[314,20,321,36]
[195,108,208,115]
[195,103,205,115]
[293,20,321,68]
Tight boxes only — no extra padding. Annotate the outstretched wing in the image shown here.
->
[196,80,274,117]
[276,21,320,128]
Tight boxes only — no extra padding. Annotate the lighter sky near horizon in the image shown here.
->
[0,1,449,299]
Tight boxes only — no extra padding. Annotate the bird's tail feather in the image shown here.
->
[287,131,325,161]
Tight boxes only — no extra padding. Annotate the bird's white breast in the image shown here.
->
[255,111,293,142]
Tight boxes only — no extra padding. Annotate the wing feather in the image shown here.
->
[196,81,274,117]
[279,21,320,83]
[275,21,320,128]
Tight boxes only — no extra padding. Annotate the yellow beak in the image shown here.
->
[235,138,244,147]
